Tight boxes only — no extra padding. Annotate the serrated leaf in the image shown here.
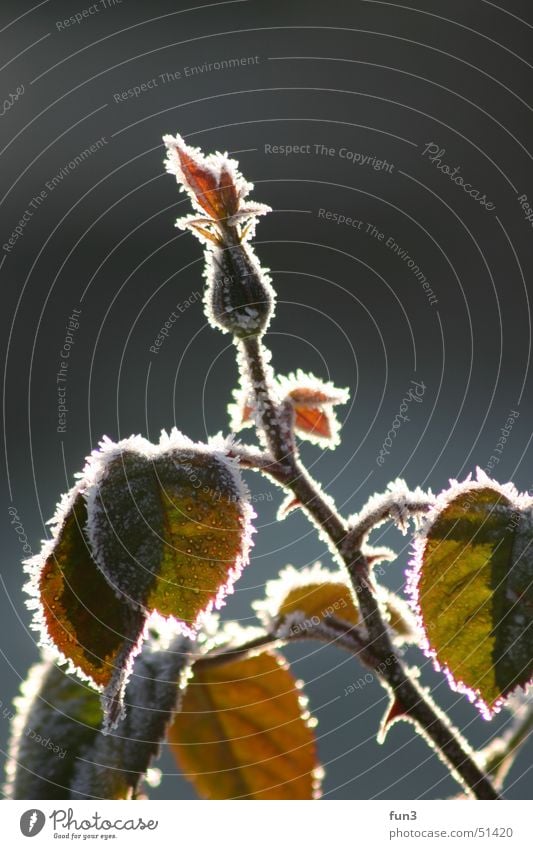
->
[87,435,254,634]
[409,481,533,716]
[168,652,322,799]
[36,491,146,692]
[5,660,103,799]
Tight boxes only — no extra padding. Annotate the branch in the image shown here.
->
[162,132,501,801]
[482,700,533,789]
[195,615,379,670]
[193,632,282,669]
[226,442,290,482]
[345,486,434,548]
[239,333,500,801]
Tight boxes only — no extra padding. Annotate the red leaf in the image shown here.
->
[164,136,241,223]
[294,406,333,439]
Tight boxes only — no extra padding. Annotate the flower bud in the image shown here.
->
[205,242,275,338]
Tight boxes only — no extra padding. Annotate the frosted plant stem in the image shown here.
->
[483,703,533,788]
[239,332,501,801]
[196,616,378,670]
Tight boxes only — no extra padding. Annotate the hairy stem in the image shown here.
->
[239,332,500,801]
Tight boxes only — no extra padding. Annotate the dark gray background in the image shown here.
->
[1,0,532,799]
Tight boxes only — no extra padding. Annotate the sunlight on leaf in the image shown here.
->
[168,651,322,799]
[28,489,146,694]
[254,563,416,644]
[86,431,255,635]
[408,475,533,717]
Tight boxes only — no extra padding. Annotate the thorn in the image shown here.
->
[365,547,396,568]
[278,496,301,519]
[377,697,407,744]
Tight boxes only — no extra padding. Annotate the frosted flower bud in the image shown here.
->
[204,242,275,338]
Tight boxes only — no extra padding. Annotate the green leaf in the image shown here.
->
[6,633,191,800]
[408,476,533,716]
[86,432,254,633]
[5,660,102,799]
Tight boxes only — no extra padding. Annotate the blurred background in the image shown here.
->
[1,0,532,799]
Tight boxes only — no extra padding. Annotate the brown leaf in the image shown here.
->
[37,491,146,690]
[168,652,322,799]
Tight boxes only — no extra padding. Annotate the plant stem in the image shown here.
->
[239,332,500,801]
[483,702,533,789]
[194,633,281,669]
[196,616,379,670]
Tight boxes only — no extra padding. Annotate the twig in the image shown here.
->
[345,487,435,548]
[193,633,282,670]
[483,701,533,789]
[195,615,378,670]
[239,332,501,801]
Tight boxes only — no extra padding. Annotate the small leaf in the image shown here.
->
[168,652,322,799]
[230,371,349,448]
[293,406,334,440]
[27,487,146,705]
[163,134,270,234]
[5,659,103,799]
[408,475,533,717]
[276,576,359,628]
[281,372,349,447]
[86,431,255,635]
[254,563,416,643]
